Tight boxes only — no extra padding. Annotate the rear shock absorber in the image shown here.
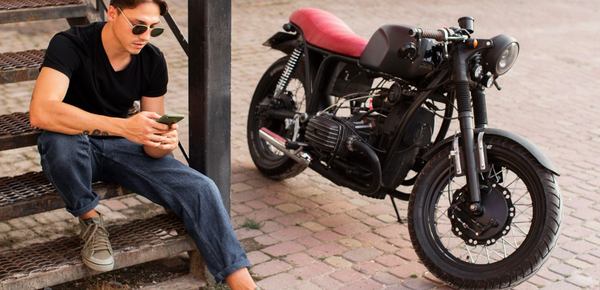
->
[274,46,303,98]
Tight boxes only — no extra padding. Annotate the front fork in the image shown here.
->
[453,59,489,214]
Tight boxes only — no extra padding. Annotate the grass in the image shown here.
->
[241,218,262,230]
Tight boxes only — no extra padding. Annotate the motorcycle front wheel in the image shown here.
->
[408,135,561,289]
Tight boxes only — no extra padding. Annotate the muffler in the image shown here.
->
[258,127,312,166]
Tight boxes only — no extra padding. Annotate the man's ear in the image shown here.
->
[106,5,118,22]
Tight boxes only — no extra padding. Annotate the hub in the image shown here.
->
[448,183,515,246]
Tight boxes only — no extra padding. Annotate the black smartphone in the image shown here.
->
[156,114,185,125]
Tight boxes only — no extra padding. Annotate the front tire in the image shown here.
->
[408,136,561,289]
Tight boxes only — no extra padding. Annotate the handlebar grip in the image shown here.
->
[421,29,446,41]
[409,28,446,41]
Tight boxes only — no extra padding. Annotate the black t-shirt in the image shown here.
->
[42,22,168,118]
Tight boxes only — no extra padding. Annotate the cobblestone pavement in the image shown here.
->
[1,0,599,289]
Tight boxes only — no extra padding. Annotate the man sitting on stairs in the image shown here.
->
[28,0,257,289]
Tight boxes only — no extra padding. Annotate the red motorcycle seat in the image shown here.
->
[290,8,367,58]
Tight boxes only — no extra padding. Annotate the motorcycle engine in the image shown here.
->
[305,114,366,158]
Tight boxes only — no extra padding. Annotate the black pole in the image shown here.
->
[189,0,232,211]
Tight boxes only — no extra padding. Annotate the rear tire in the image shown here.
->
[246,56,308,180]
[408,136,561,289]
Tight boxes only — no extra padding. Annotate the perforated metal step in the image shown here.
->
[0,213,194,290]
[0,171,123,221]
[0,112,40,151]
[0,49,45,84]
[0,0,90,24]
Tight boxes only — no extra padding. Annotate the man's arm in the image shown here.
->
[139,95,179,158]
[30,67,170,147]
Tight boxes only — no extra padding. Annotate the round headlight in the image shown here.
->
[484,35,519,76]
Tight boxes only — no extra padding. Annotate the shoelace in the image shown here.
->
[81,222,112,253]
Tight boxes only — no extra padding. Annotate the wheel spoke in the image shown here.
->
[465,245,475,263]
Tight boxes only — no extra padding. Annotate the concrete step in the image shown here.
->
[0,171,124,221]
[0,112,40,151]
[0,213,196,290]
[0,0,91,25]
[0,49,45,84]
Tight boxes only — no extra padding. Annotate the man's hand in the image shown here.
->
[155,124,179,151]
[122,111,171,147]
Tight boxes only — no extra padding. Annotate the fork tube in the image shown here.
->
[453,49,482,209]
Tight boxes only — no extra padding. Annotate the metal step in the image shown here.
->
[0,49,45,84]
[0,0,91,24]
[0,213,195,290]
[0,112,40,151]
[0,171,123,221]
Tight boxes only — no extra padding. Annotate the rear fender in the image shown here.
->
[263,31,300,55]
[421,128,559,175]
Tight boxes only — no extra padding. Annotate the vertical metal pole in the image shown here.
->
[189,0,231,211]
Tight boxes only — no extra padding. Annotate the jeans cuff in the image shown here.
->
[68,194,100,217]
[213,257,252,283]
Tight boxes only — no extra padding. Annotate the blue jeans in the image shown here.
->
[37,131,250,283]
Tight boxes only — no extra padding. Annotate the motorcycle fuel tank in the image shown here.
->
[359,25,434,80]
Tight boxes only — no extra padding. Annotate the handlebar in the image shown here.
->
[409,28,467,42]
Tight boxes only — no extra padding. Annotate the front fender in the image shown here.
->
[421,128,559,175]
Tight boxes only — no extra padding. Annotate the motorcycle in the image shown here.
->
[246,7,561,288]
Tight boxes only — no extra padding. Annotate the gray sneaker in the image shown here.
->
[79,213,114,271]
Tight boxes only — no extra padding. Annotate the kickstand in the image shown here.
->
[389,195,404,224]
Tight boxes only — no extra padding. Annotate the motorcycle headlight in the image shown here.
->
[484,35,519,76]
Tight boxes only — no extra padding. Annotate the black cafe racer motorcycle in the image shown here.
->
[246,8,561,289]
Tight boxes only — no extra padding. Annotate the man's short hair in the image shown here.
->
[110,0,168,16]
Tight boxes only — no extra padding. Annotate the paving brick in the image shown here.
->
[283,252,317,267]
[300,221,326,232]
[103,199,128,211]
[548,262,579,277]
[332,222,370,236]
[317,214,355,228]
[310,275,344,289]
[342,247,383,263]
[275,203,303,213]
[353,261,387,275]
[566,274,599,288]
[389,262,427,279]
[312,230,344,242]
[401,278,438,290]
[294,236,323,248]
[330,268,366,283]
[235,228,263,240]
[247,250,271,265]
[324,256,352,268]
[375,254,405,267]
[254,234,279,247]
[256,273,302,290]
[307,243,348,258]
[344,278,385,290]
[120,196,142,207]
[251,259,292,277]
[372,271,403,285]
[274,212,314,226]
[396,247,419,261]
[338,238,363,249]
[289,261,335,279]
[262,241,306,257]
[269,226,312,242]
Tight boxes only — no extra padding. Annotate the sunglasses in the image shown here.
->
[117,7,164,37]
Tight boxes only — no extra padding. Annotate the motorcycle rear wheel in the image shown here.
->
[246,56,308,180]
[408,135,561,289]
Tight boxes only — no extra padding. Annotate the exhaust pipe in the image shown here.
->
[258,127,312,166]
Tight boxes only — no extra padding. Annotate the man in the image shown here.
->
[29,0,257,289]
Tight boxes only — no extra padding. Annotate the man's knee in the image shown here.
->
[38,131,89,166]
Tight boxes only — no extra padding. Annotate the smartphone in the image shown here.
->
[157,114,185,125]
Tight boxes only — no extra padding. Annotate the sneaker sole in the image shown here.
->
[82,256,114,272]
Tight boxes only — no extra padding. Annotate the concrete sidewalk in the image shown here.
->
[1,0,599,289]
